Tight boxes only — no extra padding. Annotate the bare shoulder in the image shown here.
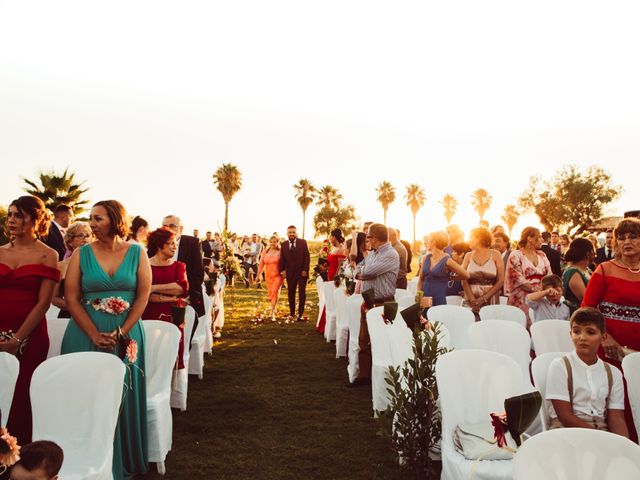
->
[38,243,59,267]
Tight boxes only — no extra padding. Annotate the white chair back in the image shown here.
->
[397,295,415,311]
[334,287,349,358]
[45,305,61,321]
[513,428,640,479]
[31,352,125,480]
[622,352,640,437]
[346,294,363,383]
[499,295,508,305]
[468,320,532,387]
[366,306,394,413]
[531,351,565,431]
[171,305,196,411]
[479,304,526,328]
[323,282,338,342]
[427,305,475,349]
[315,277,325,328]
[202,284,213,354]
[0,352,19,427]
[407,276,419,295]
[47,317,71,358]
[394,288,411,302]
[446,295,463,306]
[530,320,572,355]
[387,320,414,368]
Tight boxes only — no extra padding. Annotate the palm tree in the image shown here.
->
[293,178,317,238]
[405,184,426,245]
[440,193,458,225]
[376,181,396,225]
[471,188,493,222]
[316,185,342,209]
[22,168,89,215]
[501,204,520,238]
[213,163,242,231]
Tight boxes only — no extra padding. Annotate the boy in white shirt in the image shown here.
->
[525,274,570,321]
[545,307,629,437]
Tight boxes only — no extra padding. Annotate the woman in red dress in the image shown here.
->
[0,196,59,443]
[326,228,348,281]
[582,218,640,441]
[141,228,188,368]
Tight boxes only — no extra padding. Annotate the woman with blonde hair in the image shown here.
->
[257,235,284,320]
[462,227,504,313]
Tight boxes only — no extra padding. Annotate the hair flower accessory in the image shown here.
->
[89,296,130,315]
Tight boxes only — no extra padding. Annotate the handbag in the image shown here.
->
[453,422,517,460]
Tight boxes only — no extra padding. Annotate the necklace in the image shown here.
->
[619,259,640,274]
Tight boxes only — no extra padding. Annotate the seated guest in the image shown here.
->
[9,440,64,480]
[562,237,594,313]
[141,227,189,369]
[546,308,628,437]
[525,274,570,321]
[388,227,408,288]
[51,221,92,318]
[461,227,504,313]
[126,215,148,245]
[447,241,470,297]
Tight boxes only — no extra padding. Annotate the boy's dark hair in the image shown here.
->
[541,274,562,289]
[17,440,64,477]
[317,258,329,266]
[570,307,606,333]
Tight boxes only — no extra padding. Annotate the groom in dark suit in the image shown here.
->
[279,225,310,321]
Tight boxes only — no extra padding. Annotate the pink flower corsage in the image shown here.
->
[90,296,130,315]
[0,426,21,469]
[490,412,509,448]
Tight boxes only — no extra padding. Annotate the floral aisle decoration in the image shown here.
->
[220,230,245,284]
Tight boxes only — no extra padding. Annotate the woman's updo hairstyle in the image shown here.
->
[9,195,51,238]
[330,228,345,243]
[563,237,595,263]
[147,227,175,257]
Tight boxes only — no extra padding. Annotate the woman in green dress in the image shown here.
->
[562,237,594,314]
[61,200,152,479]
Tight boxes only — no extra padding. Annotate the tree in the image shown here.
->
[316,185,342,209]
[519,164,621,235]
[501,204,520,238]
[0,205,8,246]
[405,184,426,245]
[213,163,242,231]
[312,186,357,238]
[22,168,89,216]
[471,188,493,222]
[440,194,458,225]
[293,178,317,239]
[376,181,396,225]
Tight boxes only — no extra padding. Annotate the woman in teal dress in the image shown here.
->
[61,200,152,480]
[561,237,594,313]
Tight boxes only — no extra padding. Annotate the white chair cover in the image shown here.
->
[46,317,70,358]
[213,288,225,329]
[31,352,125,480]
[334,287,349,358]
[407,276,419,295]
[171,305,196,411]
[531,352,565,431]
[513,428,640,479]
[0,352,19,427]
[367,306,395,414]
[394,288,411,302]
[397,295,415,312]
[499,295,509,305]
[45,305,61,321]
[387,319,414,369]
[315,277,325,328]
[427,305,475,349]
[622,352,640,437]
[530,320,572,356]
[143,321,181,472]
[189,301,209,379]
[436,350,525,480]
[428,322,451,350]
[479,304,526,328]
[323,282,338,342]
[202,285,213,354]
[446,295,463,306]
[468,320,533,388]
[346,294,363,383]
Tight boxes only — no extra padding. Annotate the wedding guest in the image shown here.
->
[461,227,504,313]
[246,233,263,287]
[314,258,329,281]
[127,216,148,245]
[211,261,226,338]
[279,225,310,321]
[505,226,552,326]
[202,231,215,259]
[397,230,413,276]
[559,233,571,268]
[193,229,200,239]
[444,224,464,255]
[327,228,348,281]
[142,227,188,368]
[52,221,92,318]
[212,232,224,261]
[388,227,408,288]
[587,233,600,251]
[257,235,283,320]
[61,200,150,479]
[562,237,594,313]
[492,231,512,268]
[526,275,570,321]
[550,231,561,251]
[44,204,73,261]
[0,196,59,444]
[541,231,562,276]
[9,440,64,480]
[447,242,471,297]
[491,224,506,235]
[595,229,615,264]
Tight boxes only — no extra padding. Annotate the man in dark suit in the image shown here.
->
[541,231,562,276]
[279,225,310,322]
[45,204,73,260]
[202,231,214,259]
[596,229,614,264]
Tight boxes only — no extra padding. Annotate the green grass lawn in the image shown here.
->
[145,280,411,480]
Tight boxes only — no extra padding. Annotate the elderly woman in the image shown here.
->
[51,221,92,318]
[582,218,640,441]
[462,227,505,313]
[562,237,595,313]
[504,226,552,326]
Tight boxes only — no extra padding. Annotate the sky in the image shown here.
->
[1,0,639,241]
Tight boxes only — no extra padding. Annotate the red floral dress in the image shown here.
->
[504,249,551,326]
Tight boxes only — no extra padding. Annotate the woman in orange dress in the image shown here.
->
[257,235,283,321]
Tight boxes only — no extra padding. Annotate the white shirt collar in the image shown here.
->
[52,220,65,232]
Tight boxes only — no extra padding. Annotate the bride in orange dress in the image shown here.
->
[257,235,284,320]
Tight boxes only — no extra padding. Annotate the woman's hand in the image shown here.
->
[91,331,117,350]
[0,338,20,355]
[603,334,623,361]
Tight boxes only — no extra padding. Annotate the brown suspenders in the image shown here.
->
[562,355,613,413]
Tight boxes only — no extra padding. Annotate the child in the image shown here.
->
[525,274,570,321]
[545,307,628,437]
[9,441,63,480]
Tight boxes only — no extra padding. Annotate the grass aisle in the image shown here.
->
[146,283,407,480]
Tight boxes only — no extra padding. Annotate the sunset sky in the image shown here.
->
[1,1,639,241]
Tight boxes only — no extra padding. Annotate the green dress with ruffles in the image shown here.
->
[61,243,148,479]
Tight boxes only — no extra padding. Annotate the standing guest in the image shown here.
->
[587,233,600,251]
[388,228,408,289]
[52,221,92,318]
[327,228,348,281]
[419,231,470,308]
[257,235,283,321]
[44,204,73,261]
[126,216,148,246]
[0,196,59,444]
[397,230,413,276]
[202,231,215,259]
[491,224,506,235]
[211,261,226,338]
[550,231,561,251]
[247,233,263,287]
[582,217,640,441]
[61,200,150,478]
[279,225,310,322]
[351,223,399,386]
[492,231,512,269]
[559,233,571,269]
[447,242,471,297]
[541,231,562,276]
[562,237,595,313]
[141,227,188,368]
[444,224,464,255]
[461,227,504,313]
[595,229,615,265]
[193,229,200,239]
[505,227,552,326]
[212,232,225,261]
